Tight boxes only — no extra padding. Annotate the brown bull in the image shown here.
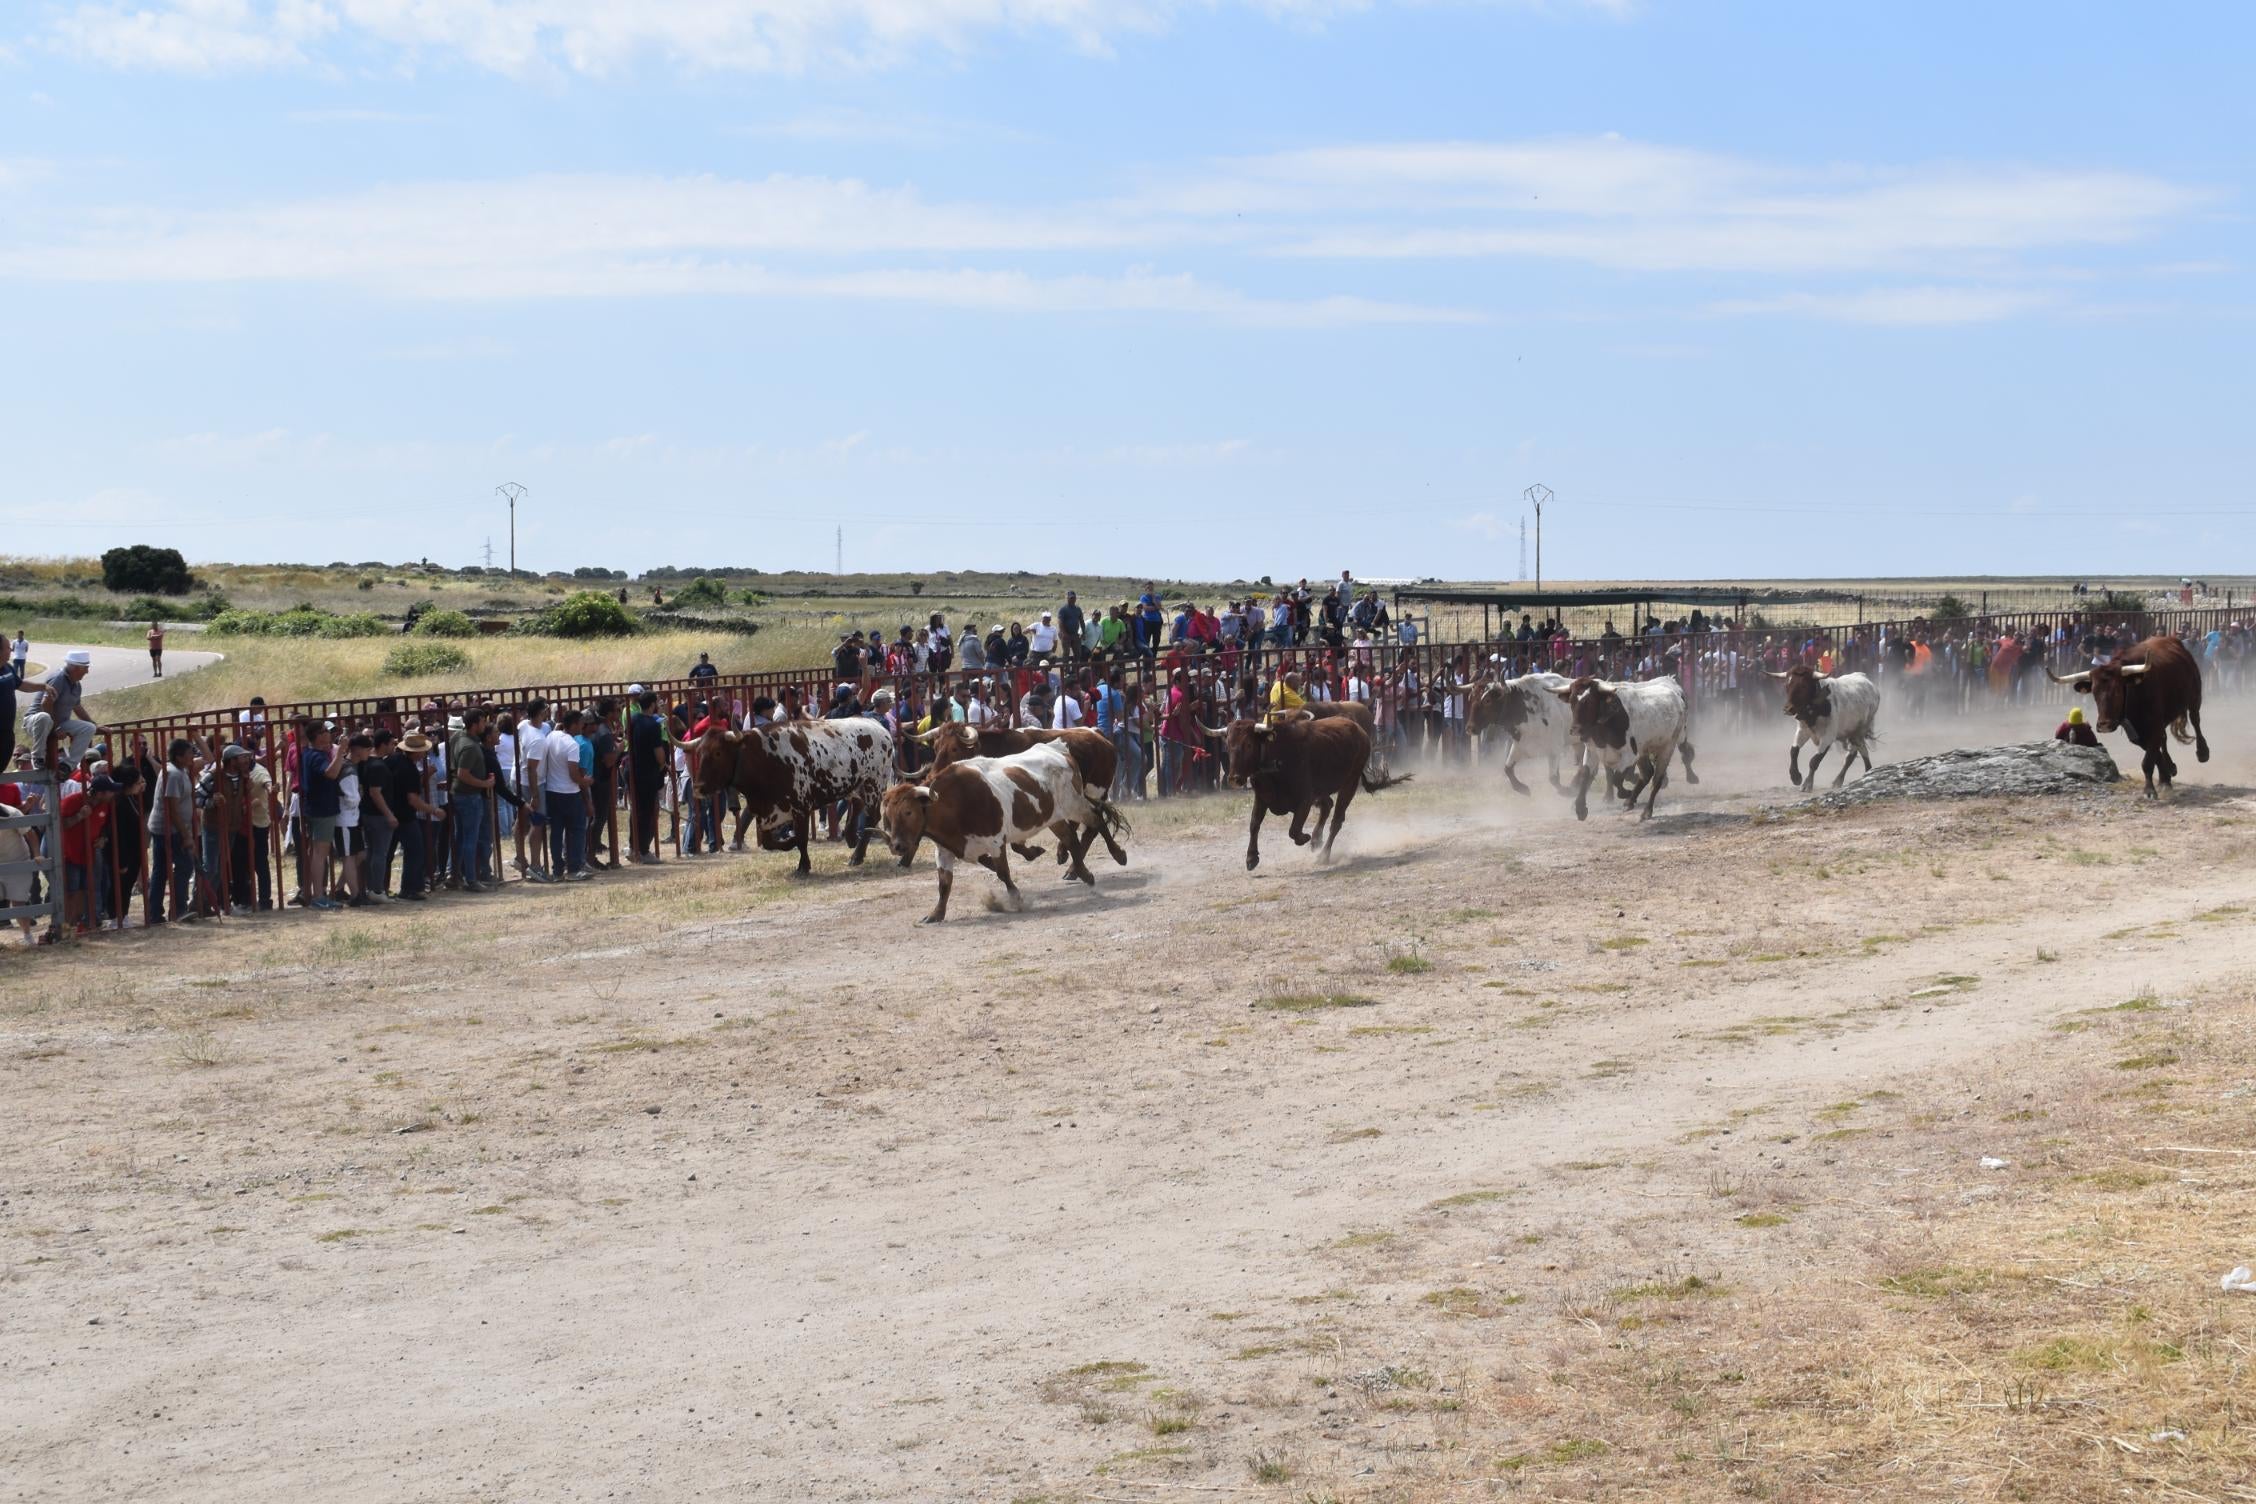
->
[913,722,1127,869]
[1203,711,1407,870]
[2048,635,2210,798]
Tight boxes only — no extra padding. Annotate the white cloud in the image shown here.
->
[1705,285,2055,325]
[1234,136,2209,276]
[0,170,1475,324]
[44,0,1614,76]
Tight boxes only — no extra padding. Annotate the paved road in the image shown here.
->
[19,639,224,699]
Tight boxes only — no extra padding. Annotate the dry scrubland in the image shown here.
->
[12,556,2247,723]
[5,704,2256,1503]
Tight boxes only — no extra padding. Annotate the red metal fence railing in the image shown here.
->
[14,604,2248,943]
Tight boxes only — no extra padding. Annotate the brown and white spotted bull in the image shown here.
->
[1203,710,1408,870]
[879,743,1130,923]
[2048,634,2210,798]
[693,717,895,874]
[913,722,1127,870]
[1460,671,1572,794]
[1553,675,1697,821]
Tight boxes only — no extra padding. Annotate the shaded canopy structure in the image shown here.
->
[1390,584,1861,639]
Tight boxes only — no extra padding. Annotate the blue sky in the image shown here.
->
[1,1,2249,580]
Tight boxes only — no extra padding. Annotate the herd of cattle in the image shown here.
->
[688,633,2214,922]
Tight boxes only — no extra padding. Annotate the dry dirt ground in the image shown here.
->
[6,703,2256,1503]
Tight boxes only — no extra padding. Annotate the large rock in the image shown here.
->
[1803,741,2121,807]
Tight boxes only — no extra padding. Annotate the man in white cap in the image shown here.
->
[24,650,97,770]
[1029,611,1059,658]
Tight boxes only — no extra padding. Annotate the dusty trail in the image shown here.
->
[4,697,2255,1502]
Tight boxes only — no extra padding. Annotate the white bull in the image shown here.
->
[1555,675,1697,821]
[1462,671,1573,794]
[1769,667,1881,790]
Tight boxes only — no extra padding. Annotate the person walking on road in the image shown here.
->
[147,620,165,678]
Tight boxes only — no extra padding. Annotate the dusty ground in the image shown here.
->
[5,701,2255,1503]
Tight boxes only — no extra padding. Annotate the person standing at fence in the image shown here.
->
[584,698,620,870]
[514,698,551,881]
[628,691,665,863]
[198,745,256,912]
[448,706,495,893]
[543,709,592,881]
[297,723,346,912]
[146,737,198,922]
[391,734,437,899]
[358,730,400,900]
[58,772,131,934]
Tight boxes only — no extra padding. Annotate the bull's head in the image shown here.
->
[692,727,747,796]
[1467,683,1531,740]
[1202,715,1283,786]
[1766,665,1828,726]
[915,721,981,769]
[2048,660,2146,734]
[1552,679,1629,749]
[878,781,935,867]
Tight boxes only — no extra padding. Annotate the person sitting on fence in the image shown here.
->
[23,651,97,772]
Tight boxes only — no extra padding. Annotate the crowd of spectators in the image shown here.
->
[2,594,2247,945]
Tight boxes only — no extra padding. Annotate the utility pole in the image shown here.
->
[1518,517,1527,583]
[835,525,843,576]
[495,483,527,577]
[482,537,494,570]
[1523,483,1552,592]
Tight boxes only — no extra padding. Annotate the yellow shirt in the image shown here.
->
[1266,681,1305,721]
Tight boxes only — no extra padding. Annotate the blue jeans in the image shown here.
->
[547,793,587,875]
[454,792,489,885]
[149,830,194,919]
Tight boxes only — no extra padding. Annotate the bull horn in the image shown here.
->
[1201,721,1232,739]
[2119,663,2149,678]
[2046,665,2090,685]
[913,725,951,743]
[1764,669,1789,680]
[1550,685,1575,700]
[723,730,742,744]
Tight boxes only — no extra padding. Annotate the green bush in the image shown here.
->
[100,544,193,595]
[2095,589,2147,614]
[124,595,175,621]
[0,593,108,620]
[518,591,638,638]
[208,608,392,639]
[1930,593,1974,621]
[668,576,730,608]
[411,608,477,638]
[383,643,471,678]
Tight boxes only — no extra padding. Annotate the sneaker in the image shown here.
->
[461,881,489,895]
[563,870,593,883]
[309,898,341,912]
[401,891,428,902]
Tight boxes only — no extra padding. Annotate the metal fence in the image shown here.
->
[13,603,2247,945]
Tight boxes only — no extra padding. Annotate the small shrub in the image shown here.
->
[411,608,476,639]
[1930,593,1974,621]
[667,576,729,608]
[519,591,638,638]
[124,595,174,621]
[383,643,471,678]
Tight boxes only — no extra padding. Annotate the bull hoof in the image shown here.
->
[848,852,866,867]
[789,867,812,880]
[1574,802,1589,822]
[917,913,943,925]
[1246,850,1261,871]
[1290,830,1311,845]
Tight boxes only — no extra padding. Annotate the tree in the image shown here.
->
[100,545,193,595]
[1930,593,1974,621]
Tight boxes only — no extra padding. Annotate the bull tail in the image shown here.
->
[2169,712,2194,746]
[1087,795,1133,848]
[1360,769,1413,795]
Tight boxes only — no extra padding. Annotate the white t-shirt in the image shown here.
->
[1029,622,1058,653]
[1345,676,1370,704]
[495,730,519,790]
[1052,694,1083,729]
[426,744,448,809]
[964,697,990,726]
[542,728,584,796]
[337,766,362,828]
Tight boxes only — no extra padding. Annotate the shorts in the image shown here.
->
[305,815,338,842]
[334,825,364,857]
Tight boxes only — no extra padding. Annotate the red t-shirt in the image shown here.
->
[59,790,107,865]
